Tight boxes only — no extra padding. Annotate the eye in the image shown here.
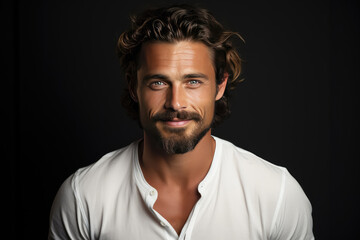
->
[152,81,164,86]
[187,79,202,88]
[189,80,199,84]
[149,81,167,90]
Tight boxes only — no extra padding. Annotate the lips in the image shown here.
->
[163,119,191,127]
[152,111,201,124]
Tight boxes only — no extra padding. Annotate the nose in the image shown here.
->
[164,85,187,111]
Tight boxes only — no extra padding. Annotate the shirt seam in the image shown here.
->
[269,168,286,237]
[71,171,90,235]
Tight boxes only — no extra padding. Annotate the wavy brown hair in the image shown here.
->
[117,4,243,127]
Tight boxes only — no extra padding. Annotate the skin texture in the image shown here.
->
[134,41,228,235]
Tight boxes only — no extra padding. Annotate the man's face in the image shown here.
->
[135,41,226,154]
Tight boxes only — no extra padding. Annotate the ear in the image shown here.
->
[215,72,229,100]
[129,88,138,102]
[127,73,138,102]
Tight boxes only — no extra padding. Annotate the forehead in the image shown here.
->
[138,41,215,74]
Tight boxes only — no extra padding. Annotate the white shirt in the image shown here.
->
[49,136,314,240]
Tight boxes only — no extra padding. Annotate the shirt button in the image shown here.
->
[149,190,156,196]
[160,221,166,227]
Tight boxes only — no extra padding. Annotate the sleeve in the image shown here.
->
[269,169,315,240]
[48,173,90,240]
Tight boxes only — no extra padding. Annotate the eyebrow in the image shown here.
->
[183,73,209,80]
[142,74,169,82]
[142,73,209,83]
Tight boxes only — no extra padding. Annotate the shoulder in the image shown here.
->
[54,140,139,212]
[49,141,139,239]
[215,136,308,201]
[214,137,314,239]
[215,136,286,187]
[72,141,138,196]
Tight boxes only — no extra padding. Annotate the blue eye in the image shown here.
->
[149,81,167,90]
[187,80,202,88]
[189,80,200,84]
[152,81,164,85]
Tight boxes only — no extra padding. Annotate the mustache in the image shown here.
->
[151,111,202,122]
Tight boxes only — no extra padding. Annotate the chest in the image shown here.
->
[153,188,201,235]
[91,191,267,240]
[88,182,269,239]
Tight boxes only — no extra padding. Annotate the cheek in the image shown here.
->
[138,89,165,117]
[188,88,216,117]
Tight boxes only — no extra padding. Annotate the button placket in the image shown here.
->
[146,189,158,208]
[149,189,156,196]
[198,182,206,194]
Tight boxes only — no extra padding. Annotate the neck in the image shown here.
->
[139,130,215,189]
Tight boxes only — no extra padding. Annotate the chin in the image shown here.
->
[159,126,210,154]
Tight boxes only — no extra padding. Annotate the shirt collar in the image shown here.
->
[133,136,222,202]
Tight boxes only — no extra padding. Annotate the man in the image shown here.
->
[49,4,314,240]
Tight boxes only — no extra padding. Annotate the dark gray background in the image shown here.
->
[5,0,359,238]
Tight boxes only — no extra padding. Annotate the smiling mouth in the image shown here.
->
[162,118,191,127]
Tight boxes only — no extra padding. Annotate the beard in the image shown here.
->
[144,110,212,154]
[159,124,210,154]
